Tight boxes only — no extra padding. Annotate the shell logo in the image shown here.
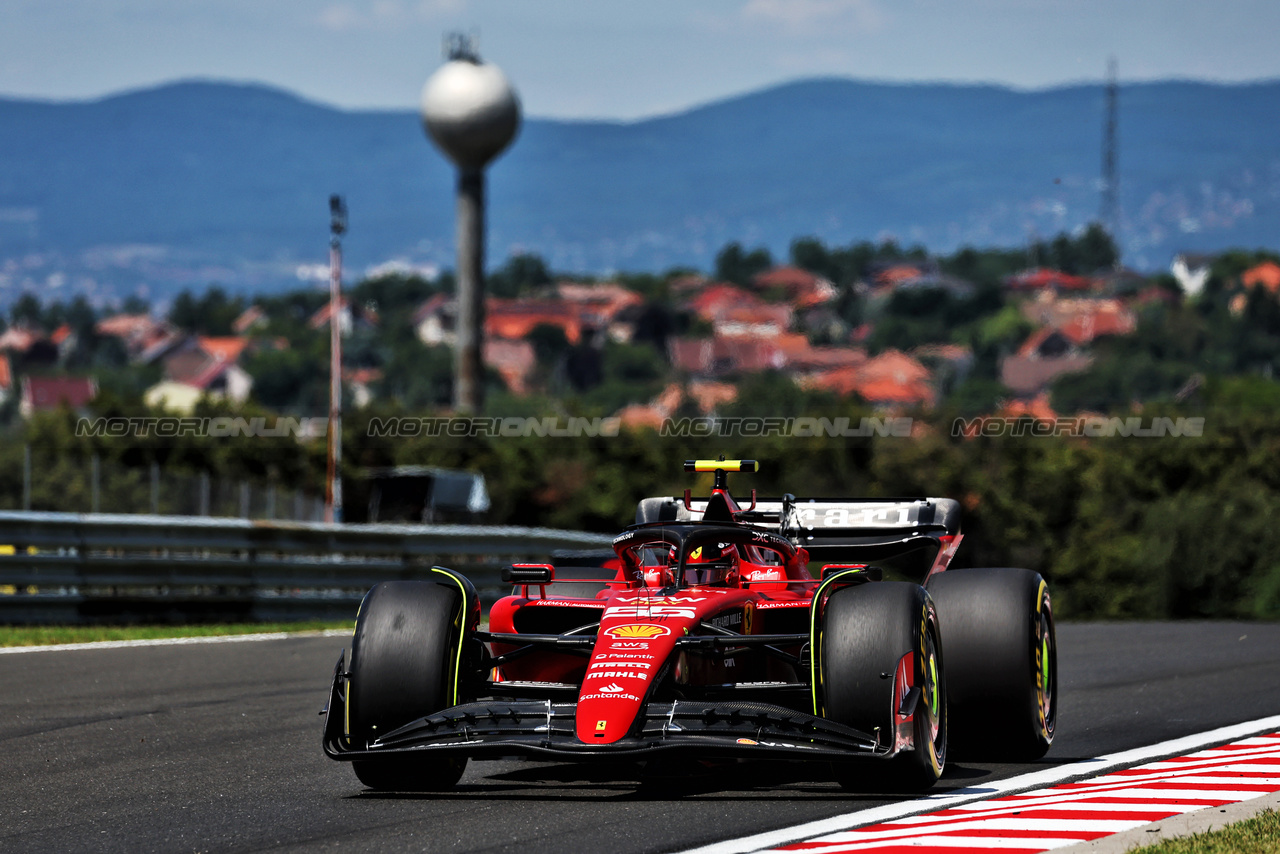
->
[605,624,671,639]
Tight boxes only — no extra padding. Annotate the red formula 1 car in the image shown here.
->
[322,459,1056,792]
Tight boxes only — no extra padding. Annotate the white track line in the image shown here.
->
[0,628,351,654]
[677,713,1280,854]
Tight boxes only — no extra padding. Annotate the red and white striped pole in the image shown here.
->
[325,195,346,524]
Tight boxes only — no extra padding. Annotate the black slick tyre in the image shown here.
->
[347,580,468,791]
[821,581,946,793]
[926,567,1056,761]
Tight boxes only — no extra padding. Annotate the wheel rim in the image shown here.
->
[922,630,941,744]
[1035,599,1056,739]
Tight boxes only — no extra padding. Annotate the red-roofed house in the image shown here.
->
[714,304,794,337]
[801,349,935,409]
[616,383,685,431]
[1005,268,1095,293]
[342,367,383,409]
[686,283,757,319]
[484,339,536,395]
[1242,261,1280,294]
[1021,295,1136,341]
[669,336,789,376]
[20,376,97,418]
[688,380,738,413]
[309,297,379,336]
[146,336,254,412]
[874,264,926,289]
[95,313,182,363]
[1058,309,1136,346]
[413,294,456,346]
[487,298,583,344]
[615,381,735,431]
[196,336,251,363]
[555,282,643,322]
[752,266,837,308]
[686,283,794,338]
[232,305,268,334]
[1000,328,1093,397]
[49,324,72,347]
[0,354,11,405]
[1002,393,1057,423]
[0,326,47,356]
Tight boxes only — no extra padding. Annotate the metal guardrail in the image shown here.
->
[0,511,614,624]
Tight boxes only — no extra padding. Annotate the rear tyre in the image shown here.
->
[348,580,468,791]
[926,567,1056,761]
[821,582,946,793]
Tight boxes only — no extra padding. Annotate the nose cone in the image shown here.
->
[420,59,521,170]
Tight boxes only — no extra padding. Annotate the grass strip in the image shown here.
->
[0,621,354,647]
[1133,808,1280,854]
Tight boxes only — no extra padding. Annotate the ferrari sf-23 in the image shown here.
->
[322,459,1056,792]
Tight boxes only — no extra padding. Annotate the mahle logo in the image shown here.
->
[605,624,670,639]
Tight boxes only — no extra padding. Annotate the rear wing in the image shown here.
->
[635,495,960,563]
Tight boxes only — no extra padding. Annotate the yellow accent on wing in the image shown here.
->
[686,459,757,473]
[431,567,470,707]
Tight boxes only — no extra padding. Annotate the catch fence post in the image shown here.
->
[91,454,100,513]
[22,445,31,511]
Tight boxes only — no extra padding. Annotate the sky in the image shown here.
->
[3,0,1280,120]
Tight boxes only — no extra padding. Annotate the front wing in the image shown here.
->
[322,656,887,763]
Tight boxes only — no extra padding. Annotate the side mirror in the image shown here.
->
[502,564,554,584]
[820,564,883,582]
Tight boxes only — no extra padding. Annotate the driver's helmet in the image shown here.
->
[684,542,739,587]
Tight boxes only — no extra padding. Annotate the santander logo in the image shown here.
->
[599,683,626,693]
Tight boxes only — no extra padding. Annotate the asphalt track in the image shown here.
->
[1,621,1278,854]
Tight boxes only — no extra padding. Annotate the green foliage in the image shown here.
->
[1137,808,1280,854]
[1030,223,1119,274]
[719,371,841,417]
[167,287,246,335]
[8,293,42,327]
[715,242,773,285]
[488,253,552,298]
[573,341,668,413]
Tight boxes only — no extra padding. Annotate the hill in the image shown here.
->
[1,77,1277,301]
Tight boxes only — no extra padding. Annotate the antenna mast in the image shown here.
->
[1101,57,1119,239]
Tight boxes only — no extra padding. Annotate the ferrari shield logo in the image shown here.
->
[595,720,608,731]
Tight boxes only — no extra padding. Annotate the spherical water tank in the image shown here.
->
[420,58,521,171]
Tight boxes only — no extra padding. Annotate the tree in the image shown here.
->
[714,242,772,285]
[488,253,551,298]
[10,293,42,328]
[167,287,245,335]
[121,294,151,314]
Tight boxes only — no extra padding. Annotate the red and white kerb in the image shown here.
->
[767,732,1280,853]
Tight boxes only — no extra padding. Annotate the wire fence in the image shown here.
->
[0,447,326,522]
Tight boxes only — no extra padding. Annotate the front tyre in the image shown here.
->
[347,580,469,791]
[926,567,1056,761]
[820,582,946,792]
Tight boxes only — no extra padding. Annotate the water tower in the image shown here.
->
[420,34,521,413]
